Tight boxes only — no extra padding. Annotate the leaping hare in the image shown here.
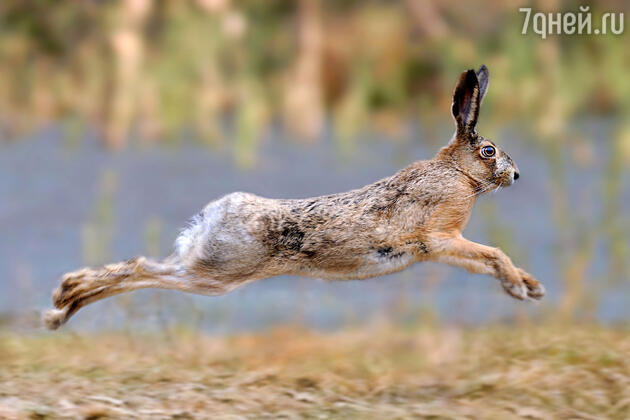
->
[45,65,544,330]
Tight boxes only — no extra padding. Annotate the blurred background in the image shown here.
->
[2,1,630,418]
[0,0,629,332]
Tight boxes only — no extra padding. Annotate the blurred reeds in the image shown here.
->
[0,0,628,153]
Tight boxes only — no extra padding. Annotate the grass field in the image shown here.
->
[1,323,629,419]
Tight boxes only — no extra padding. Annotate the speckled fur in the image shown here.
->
[44,66,544,330]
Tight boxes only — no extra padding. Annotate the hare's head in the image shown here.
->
[441,65,519,189]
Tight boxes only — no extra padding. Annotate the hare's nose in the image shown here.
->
[513,171,520,180]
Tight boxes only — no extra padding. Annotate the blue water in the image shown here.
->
[0,120,628,332]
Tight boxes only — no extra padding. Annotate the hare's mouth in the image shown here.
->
[494,176,511,188]
[495,169,518,187]
[500,178,513,187]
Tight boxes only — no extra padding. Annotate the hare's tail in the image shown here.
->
[44,256,188,330]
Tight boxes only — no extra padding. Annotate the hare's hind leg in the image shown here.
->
[45,256,207,329]
[431,234,545,300]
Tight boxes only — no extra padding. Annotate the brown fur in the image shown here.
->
[44,65,544,330]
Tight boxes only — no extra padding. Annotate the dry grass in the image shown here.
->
[1,323,629,419]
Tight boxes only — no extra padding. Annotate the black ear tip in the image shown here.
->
[465,69,478,85]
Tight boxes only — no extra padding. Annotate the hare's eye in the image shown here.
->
[481,146,496,158]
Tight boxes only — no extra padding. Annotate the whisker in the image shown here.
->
[462,182,495,200]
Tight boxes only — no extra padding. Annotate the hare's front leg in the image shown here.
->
[430,234,545,300]
[515,267,545,299]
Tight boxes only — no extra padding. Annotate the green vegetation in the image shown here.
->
[0,1,628,152]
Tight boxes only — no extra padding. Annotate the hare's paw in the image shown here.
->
[53,268,94,309]
[518,268,545,300]
[501,279,528,300]
[43,308,70,330]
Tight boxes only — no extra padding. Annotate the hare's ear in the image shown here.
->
[451,69,481,133]
[476,65,489,104]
